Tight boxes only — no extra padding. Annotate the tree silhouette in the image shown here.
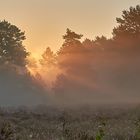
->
[52,6,140,104]
[113,5,140,46]
[40,47,56,66]
[94,36,108,46]
[0,20,28,66]
[57,28,84,55]
[63,28,83,40]
[82,38,94,48]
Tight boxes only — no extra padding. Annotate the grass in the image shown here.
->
[0,105,140,140]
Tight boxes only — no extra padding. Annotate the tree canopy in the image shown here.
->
[113,5,140,45]
[57,28,84,55]
[53,5,140,102]
[0,20,28,66]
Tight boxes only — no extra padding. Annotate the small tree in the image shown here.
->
[0,20,28,66]
[40,47,56,66]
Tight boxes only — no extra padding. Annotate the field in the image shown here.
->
[0,105,140,140]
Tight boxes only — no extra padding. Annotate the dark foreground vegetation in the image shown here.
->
[0,105,140,140]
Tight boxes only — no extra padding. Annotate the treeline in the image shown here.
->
[48,5,140,104]
[0,5,140,105]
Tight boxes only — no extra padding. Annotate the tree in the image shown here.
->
[113,5,140,45]
[57,28,84,55]
[63,28,83,40]
[82,38,94,48]
[94,36,108,46]
[0,20,28,66]
[40,47,56,66]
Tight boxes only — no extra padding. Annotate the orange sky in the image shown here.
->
[0,0,139,56]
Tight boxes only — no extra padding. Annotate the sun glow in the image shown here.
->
[26,53,61,88]
[26,53,41,76]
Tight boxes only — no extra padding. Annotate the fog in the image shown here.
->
[1,47,140,107]
[51,49,140,106]
[0,65,49,106]
[0,5,140,107]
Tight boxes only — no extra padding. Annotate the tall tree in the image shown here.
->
[113,5,140,46]
[0,20,28,66]
[57,28,84,55]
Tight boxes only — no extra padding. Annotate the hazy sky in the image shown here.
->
[0,0,139,55]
